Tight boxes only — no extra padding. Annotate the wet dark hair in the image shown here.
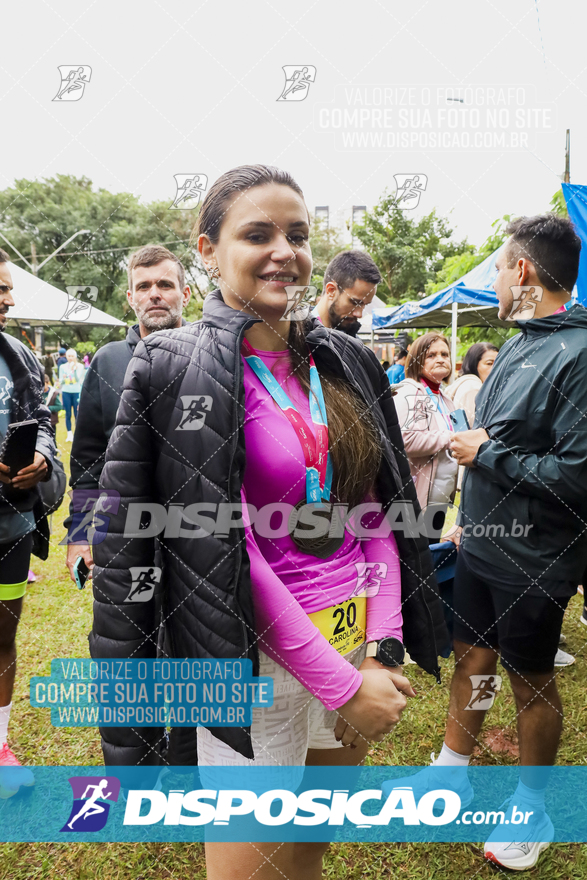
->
[193,164,307,245]
[460,342,499,378]
[193,164,382,507]
[505,214,581,293]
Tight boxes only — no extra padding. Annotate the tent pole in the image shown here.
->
[451,300,458,382]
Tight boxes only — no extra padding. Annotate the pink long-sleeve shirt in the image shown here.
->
[241,347,403,710]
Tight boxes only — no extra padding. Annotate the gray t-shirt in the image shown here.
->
[0,351,35,545]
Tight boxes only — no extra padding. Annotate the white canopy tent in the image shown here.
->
[5,263,125,329]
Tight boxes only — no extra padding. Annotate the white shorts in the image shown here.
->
[197,643,367,768]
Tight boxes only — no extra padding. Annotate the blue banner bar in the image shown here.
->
[1,766,586,843]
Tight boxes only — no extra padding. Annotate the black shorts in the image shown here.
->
[452,548,577,674]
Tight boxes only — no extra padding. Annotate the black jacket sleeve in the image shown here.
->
[361,344,450,677]
[64,359,111,532]
[90,342,164,766]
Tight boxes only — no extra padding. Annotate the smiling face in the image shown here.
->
[198,183,312,322]
[421,339,451,384]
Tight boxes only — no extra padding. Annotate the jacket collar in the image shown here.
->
[202,288,263,333]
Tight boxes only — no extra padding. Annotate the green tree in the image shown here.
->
[0,175,207,350]
[549,188,568,218]
[352,192,471,305]
[309,218,347,292]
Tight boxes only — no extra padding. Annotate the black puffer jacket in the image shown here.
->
[91,290,449,764]
[0,331,55,515]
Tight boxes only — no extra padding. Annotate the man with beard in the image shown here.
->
[314,250,381,336]
[64,245,191,578]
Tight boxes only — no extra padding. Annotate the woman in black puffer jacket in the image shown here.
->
[91,165,448,880]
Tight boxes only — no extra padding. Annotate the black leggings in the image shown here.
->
[0,534,34,585]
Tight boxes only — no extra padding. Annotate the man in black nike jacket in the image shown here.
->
[438,215,587,869]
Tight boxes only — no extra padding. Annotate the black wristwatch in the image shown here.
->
[366,638,405,668]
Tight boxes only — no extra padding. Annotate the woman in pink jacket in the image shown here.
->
[393,333,458,541]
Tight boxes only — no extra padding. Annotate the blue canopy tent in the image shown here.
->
[371,246,510,377]
[562,183,587,306]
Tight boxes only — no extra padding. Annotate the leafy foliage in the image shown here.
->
[0,175,207,349]
[352,192,471,305]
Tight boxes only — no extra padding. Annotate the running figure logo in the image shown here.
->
[507,286,544,321]
[66,285,98,302]
[393,174,428,210]
[401,394,436,431]
[465,674,502,711]
[125,566,162,603]
[61,292,93,322]
[170,174,208,210]
[351,562,388,598]
[176,395,213,431]
[52,66,92,102]
[61,776,120,832]
[279,285,318,321]
[61,490,121,546]
[277,66,316,102]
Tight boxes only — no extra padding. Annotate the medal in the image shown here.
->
[241,339,343,557]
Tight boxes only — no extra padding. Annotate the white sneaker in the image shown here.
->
[484,799,553,871]
[66,431,73,442]
[554,648,575,667]
[381,752,474,808]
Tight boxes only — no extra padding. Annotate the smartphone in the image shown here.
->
[449,408,470,432]
[73,556,90,590]
[0,419,38,479]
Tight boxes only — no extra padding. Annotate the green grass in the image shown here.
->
[1,421,586,877]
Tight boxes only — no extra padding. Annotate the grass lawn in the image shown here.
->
[1,421,586,878]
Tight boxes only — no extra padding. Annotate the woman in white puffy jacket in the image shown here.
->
[393,333,458,539]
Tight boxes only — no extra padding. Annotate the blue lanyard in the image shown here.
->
[423,386,453,432]
[242,342,334,504]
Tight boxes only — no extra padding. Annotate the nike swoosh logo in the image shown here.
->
[521,363,536,368]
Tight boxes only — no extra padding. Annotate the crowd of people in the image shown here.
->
[1,163,587,876]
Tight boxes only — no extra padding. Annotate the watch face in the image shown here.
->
[377,638,405,667]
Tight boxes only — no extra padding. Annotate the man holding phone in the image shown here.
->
[440,216,587,870]
[0,248,55,791]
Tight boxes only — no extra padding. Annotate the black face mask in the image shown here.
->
[337,320,361,337]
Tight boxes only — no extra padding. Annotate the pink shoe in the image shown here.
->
[28,570,37,583]
[0,744,35,798]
